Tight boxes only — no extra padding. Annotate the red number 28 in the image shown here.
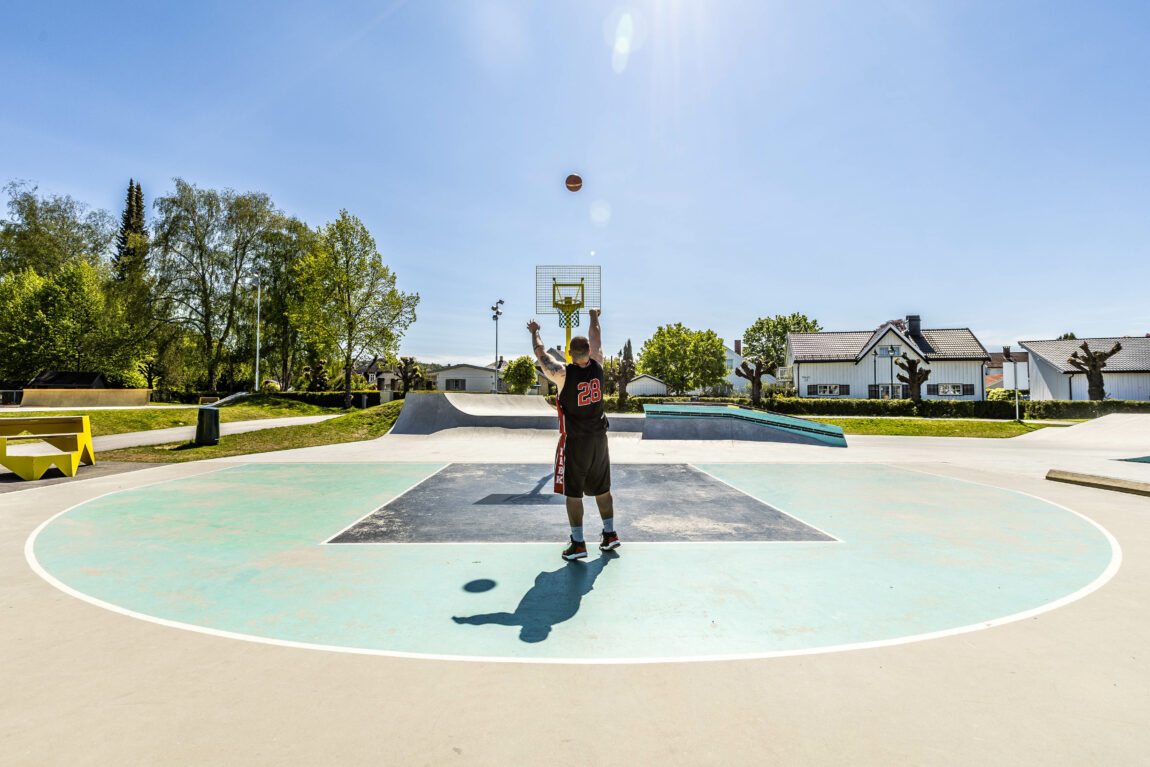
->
[577,380,602,406]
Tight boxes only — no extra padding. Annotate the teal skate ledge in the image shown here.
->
[642,403,848,448]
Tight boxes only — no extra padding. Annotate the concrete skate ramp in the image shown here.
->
[642,403,847,447]
[391,392,561,434]
[1014,414,1150,452]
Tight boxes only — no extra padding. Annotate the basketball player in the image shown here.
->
[527,309,619,560]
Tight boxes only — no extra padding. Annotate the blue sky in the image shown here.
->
[3,1,1149,365]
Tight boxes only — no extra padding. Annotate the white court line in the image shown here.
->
[23,462,1122,665]
[688,463,844,543]
[319,463,450,544]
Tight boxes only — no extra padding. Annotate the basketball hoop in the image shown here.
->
[536,266,601,362]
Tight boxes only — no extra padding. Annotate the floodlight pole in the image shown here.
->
[491,299,504,392]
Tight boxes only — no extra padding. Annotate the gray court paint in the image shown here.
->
[326,463,835,544]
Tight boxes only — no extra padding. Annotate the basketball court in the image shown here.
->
[4,269,1148,764]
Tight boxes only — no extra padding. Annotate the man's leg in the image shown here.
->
[565,497,585,528]
[594,492,614,524]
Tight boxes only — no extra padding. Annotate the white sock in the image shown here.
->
[602,518,614,534]
[571,526,584,542]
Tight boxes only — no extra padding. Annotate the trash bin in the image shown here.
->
[358,393,368,409]
[195,407,220,446]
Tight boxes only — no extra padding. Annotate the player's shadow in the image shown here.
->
[452,551,619,643]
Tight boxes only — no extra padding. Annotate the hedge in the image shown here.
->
[550,394,1150,420]
[1023,399,1150,420]
[272,390,384,408]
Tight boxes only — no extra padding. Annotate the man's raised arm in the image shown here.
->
[588,308,604,363]
[528,319,566,384]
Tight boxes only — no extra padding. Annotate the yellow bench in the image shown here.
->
[0,416,95,481]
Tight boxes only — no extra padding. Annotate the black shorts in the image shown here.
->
[554,430,611,498]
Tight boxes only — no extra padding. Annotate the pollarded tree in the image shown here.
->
[502,355,539,394]
[609,339,637,409]
[894,353,931,403]
[394,356,422,395]
[291,210,419,408]
[738,313,822,406]
[1068,341,1122,401]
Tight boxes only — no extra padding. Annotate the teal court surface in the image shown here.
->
[28,461,1118,662]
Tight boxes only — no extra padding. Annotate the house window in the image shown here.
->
[444,379,466,391]
[367,373,376,383]
[877,345,901,358]
[817,384,840,396]
[939,383,963,396]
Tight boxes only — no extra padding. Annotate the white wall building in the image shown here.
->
[1019,337,1150,401]
[628,374,668,397]
[786,315,990,400]
[431,364,497,393]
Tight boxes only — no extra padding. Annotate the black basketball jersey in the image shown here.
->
[557,358,608,436]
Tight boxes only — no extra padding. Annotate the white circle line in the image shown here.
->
[23,463,1122,665]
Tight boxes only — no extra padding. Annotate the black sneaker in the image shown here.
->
[599,531,621,551]
[562,537,587,560]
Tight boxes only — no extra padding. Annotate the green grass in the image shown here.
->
[809,417,1063,438]
[0,394,343,436]
[98,400,404,462]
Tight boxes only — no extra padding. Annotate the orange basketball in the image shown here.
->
[565,174,582,192]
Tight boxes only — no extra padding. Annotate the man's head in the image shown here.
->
[569,336,591,365]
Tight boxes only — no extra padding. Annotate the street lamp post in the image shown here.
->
[491,299,504,393]
[1003,346,1020,421]
[889,345,897,399]
[251,273,262,393]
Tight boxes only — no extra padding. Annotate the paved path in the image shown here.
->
[1,404,198,412]
[91,414,340,450]
[0,416,341,472]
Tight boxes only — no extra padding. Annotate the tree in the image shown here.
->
[502,355,538,394]
[1068,341,1121,401]
[394,356,422,395]
[290,210,419,408]
[1057,332,1078,340]
[112,179,149,283]
[0,181,114,274]
[895,353,931,403]
[608,339,637,408]
[302,345,330,391]
[0,262,144,383]
[259,216,314,391]
[638,324,726,395]
[153,179,279,391]
[738,313,822,405]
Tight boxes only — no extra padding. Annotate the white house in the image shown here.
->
[628,374,668,397]
[1019,337,1150,401]
[431,364,497,393]
[786,315,990,400]
[724,339,776,395]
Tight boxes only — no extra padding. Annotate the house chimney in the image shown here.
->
[907,315,921,336]
[734,339,742,356]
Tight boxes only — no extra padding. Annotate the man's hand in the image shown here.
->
[527,319,540,334]
[588,308,600,321]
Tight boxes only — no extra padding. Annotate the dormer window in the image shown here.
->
[877,345,901,357]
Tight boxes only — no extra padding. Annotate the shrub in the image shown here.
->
[260,380,281,394]
[1023,399,1150,419]
[273,390,382,408]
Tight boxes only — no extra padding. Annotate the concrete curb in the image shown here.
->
[1046,469,1150,498]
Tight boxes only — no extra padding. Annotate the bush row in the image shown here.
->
[549,394,1150,420]
[272,390,385,408]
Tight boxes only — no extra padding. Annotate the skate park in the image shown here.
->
[5,394,1149,764]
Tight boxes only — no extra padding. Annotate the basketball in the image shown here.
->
[565,174,582,192]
